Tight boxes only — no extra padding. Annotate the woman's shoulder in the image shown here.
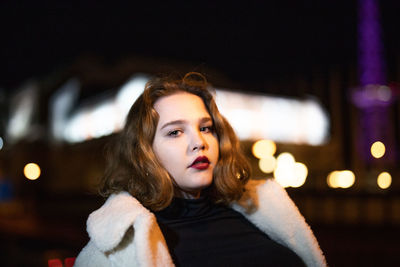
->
[235,177,305,224]
[86,191,152,252]
[234,178,327,267]
[78,191,173,266]
[75,239,110,267]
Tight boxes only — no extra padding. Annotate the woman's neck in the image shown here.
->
[175,189,201,199]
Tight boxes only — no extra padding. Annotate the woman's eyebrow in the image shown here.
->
[160,117,212,130]
[199,117,212,123]
[160,120,186,130]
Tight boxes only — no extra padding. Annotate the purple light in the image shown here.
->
[352,0,396,164]
[358,0,386,86]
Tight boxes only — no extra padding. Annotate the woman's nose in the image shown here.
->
[192,142,205,151]
[190,131,206,151]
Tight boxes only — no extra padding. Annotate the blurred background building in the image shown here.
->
[0,0,399,266]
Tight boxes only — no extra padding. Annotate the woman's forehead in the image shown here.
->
[154,92,210,122]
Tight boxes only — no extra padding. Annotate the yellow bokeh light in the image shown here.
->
[327,170,355,189]
[273,165,293,188]
[273,152,307,188]
[276,152,295,166]
[252,139,277,159]
[292,162,308,188]
[326,174,333,188]
[23,163,41,180]
[370,141,385,158]
[377,172,391,189]
[259,156,276,173]
[327,171,340,188]
[338,170,355,188]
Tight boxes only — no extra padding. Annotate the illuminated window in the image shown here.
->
[7,84,37,143]
[61,76,330,144]
[215,90,329,144]
[62,75,149,143]
[50,78,80,141]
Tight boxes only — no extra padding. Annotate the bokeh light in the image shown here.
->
[273,152,307,188]
[276,152,295,166]
[377,172,391,189]
[273,165,292,188]
[327,170,355,189]
[0,136,3,150]
[258,155,276,173]
[252,139,277,159]
[23,163,41,180]
[292,162,308,188]
[370,141,385,158]
[338,170,355,188]
[327,171,340,188]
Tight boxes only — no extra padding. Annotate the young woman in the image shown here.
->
[75,73,326,267]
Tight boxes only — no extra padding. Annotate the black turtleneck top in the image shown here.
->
[154,196,305,267]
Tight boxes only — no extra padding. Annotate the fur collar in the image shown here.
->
[86,179,326,266]
[87,192,148,252]
[232,179,326,267]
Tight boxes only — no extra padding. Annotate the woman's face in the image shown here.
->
[152,92,219,199]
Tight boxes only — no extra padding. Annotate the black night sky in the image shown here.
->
[1,1,399,92]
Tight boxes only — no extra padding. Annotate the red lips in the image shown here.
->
[189,156,210,170]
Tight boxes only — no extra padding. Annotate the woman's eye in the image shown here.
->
[200,126,213,133]
[167,130,181,137]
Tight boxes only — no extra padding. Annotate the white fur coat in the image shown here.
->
[75,179,326,267]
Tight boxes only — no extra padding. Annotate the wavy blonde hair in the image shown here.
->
[100,72,251,211]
